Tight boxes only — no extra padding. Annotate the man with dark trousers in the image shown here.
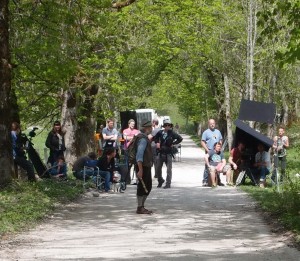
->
[136,120,153,214]
[154,119,183,189]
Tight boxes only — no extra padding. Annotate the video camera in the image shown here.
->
[29,127,38,138]
[17,127,39,148]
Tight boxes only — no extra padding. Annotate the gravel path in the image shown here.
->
[0,134,299,260]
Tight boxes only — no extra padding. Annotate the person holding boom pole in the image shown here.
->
[136,120,154,214]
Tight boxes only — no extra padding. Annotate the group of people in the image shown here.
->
[11,116,289,215]
[201,119,289,188]
[11,120,67,181]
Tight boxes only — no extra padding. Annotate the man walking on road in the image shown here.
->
[154,119,183,189]
[136,120,154,214]
[201,119,223,186]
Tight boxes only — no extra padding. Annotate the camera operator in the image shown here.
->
[11,122,36,182]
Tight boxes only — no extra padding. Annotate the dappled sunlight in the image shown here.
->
[0,134,298,260]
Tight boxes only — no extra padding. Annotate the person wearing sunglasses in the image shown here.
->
[154,119,183,189]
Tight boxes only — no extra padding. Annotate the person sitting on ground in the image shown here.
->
[228,141,245,185]
[72,152,98,180]
[251,143,271,188]
[49,155,67,179]
[11,122,36,182]
[204,142,231,187]
[97,147,117,193]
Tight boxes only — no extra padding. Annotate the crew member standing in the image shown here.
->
[272,126,289,182]
[201,119,223,186]
[154,119,183,189]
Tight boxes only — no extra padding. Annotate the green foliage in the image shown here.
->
[258,0,300,65]
[0,179,84,236]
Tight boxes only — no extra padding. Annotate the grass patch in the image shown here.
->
[0,178,84,237]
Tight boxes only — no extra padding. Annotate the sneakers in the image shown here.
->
[202,181,208,187]
[157,179,165,188]
[136,207,152,214]
[163,184,171,189]
[218,182,225,186]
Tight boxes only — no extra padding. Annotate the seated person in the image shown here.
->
[251,143,271,188]
[72,152,97,179]
[49,155,67,179]
[204,142,231,187]
[97,147,117,193]
[228,141,245,185]
[11,122,36,182]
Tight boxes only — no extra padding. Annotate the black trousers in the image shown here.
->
[14,156,36,181]
[136,166,152,197]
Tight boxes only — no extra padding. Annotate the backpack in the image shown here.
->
[127,134,144,164]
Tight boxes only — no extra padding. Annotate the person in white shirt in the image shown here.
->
[252,143,271,188]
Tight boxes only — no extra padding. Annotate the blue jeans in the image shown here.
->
[251,167,270,181]
[99,171,111,192]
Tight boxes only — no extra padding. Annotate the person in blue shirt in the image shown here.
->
[49,155,67,179]
[11,122,36,182]
[201,119,223,186]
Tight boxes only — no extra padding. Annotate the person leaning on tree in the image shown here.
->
[45,120,66,167]
[11,122,36,182]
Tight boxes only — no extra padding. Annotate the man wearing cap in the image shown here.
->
[154,119,183,189]
[135,120,154,214]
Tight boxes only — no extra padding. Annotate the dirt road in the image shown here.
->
[0,134,299,260]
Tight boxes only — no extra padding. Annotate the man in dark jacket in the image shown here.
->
[154,119,183,189]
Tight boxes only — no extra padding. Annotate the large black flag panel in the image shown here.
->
[238,99,276,124]
[234,119,273,150]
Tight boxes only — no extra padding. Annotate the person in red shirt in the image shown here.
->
[122,119,140,149]
[228,142,245,185]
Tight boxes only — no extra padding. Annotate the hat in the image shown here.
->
[163,119,173,127]
[141,120,152,127]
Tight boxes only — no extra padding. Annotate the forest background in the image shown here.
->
[1,0,300,184]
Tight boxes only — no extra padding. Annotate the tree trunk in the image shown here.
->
[246,0,257,128]
[61,89,96,167]
[0,0,13,184]
[267,71,277,138]
[223,73,233,151]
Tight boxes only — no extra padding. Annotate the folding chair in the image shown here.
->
[172,144,181,162]
[83,159,105,190]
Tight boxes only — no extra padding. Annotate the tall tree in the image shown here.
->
[0,0,13,184]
